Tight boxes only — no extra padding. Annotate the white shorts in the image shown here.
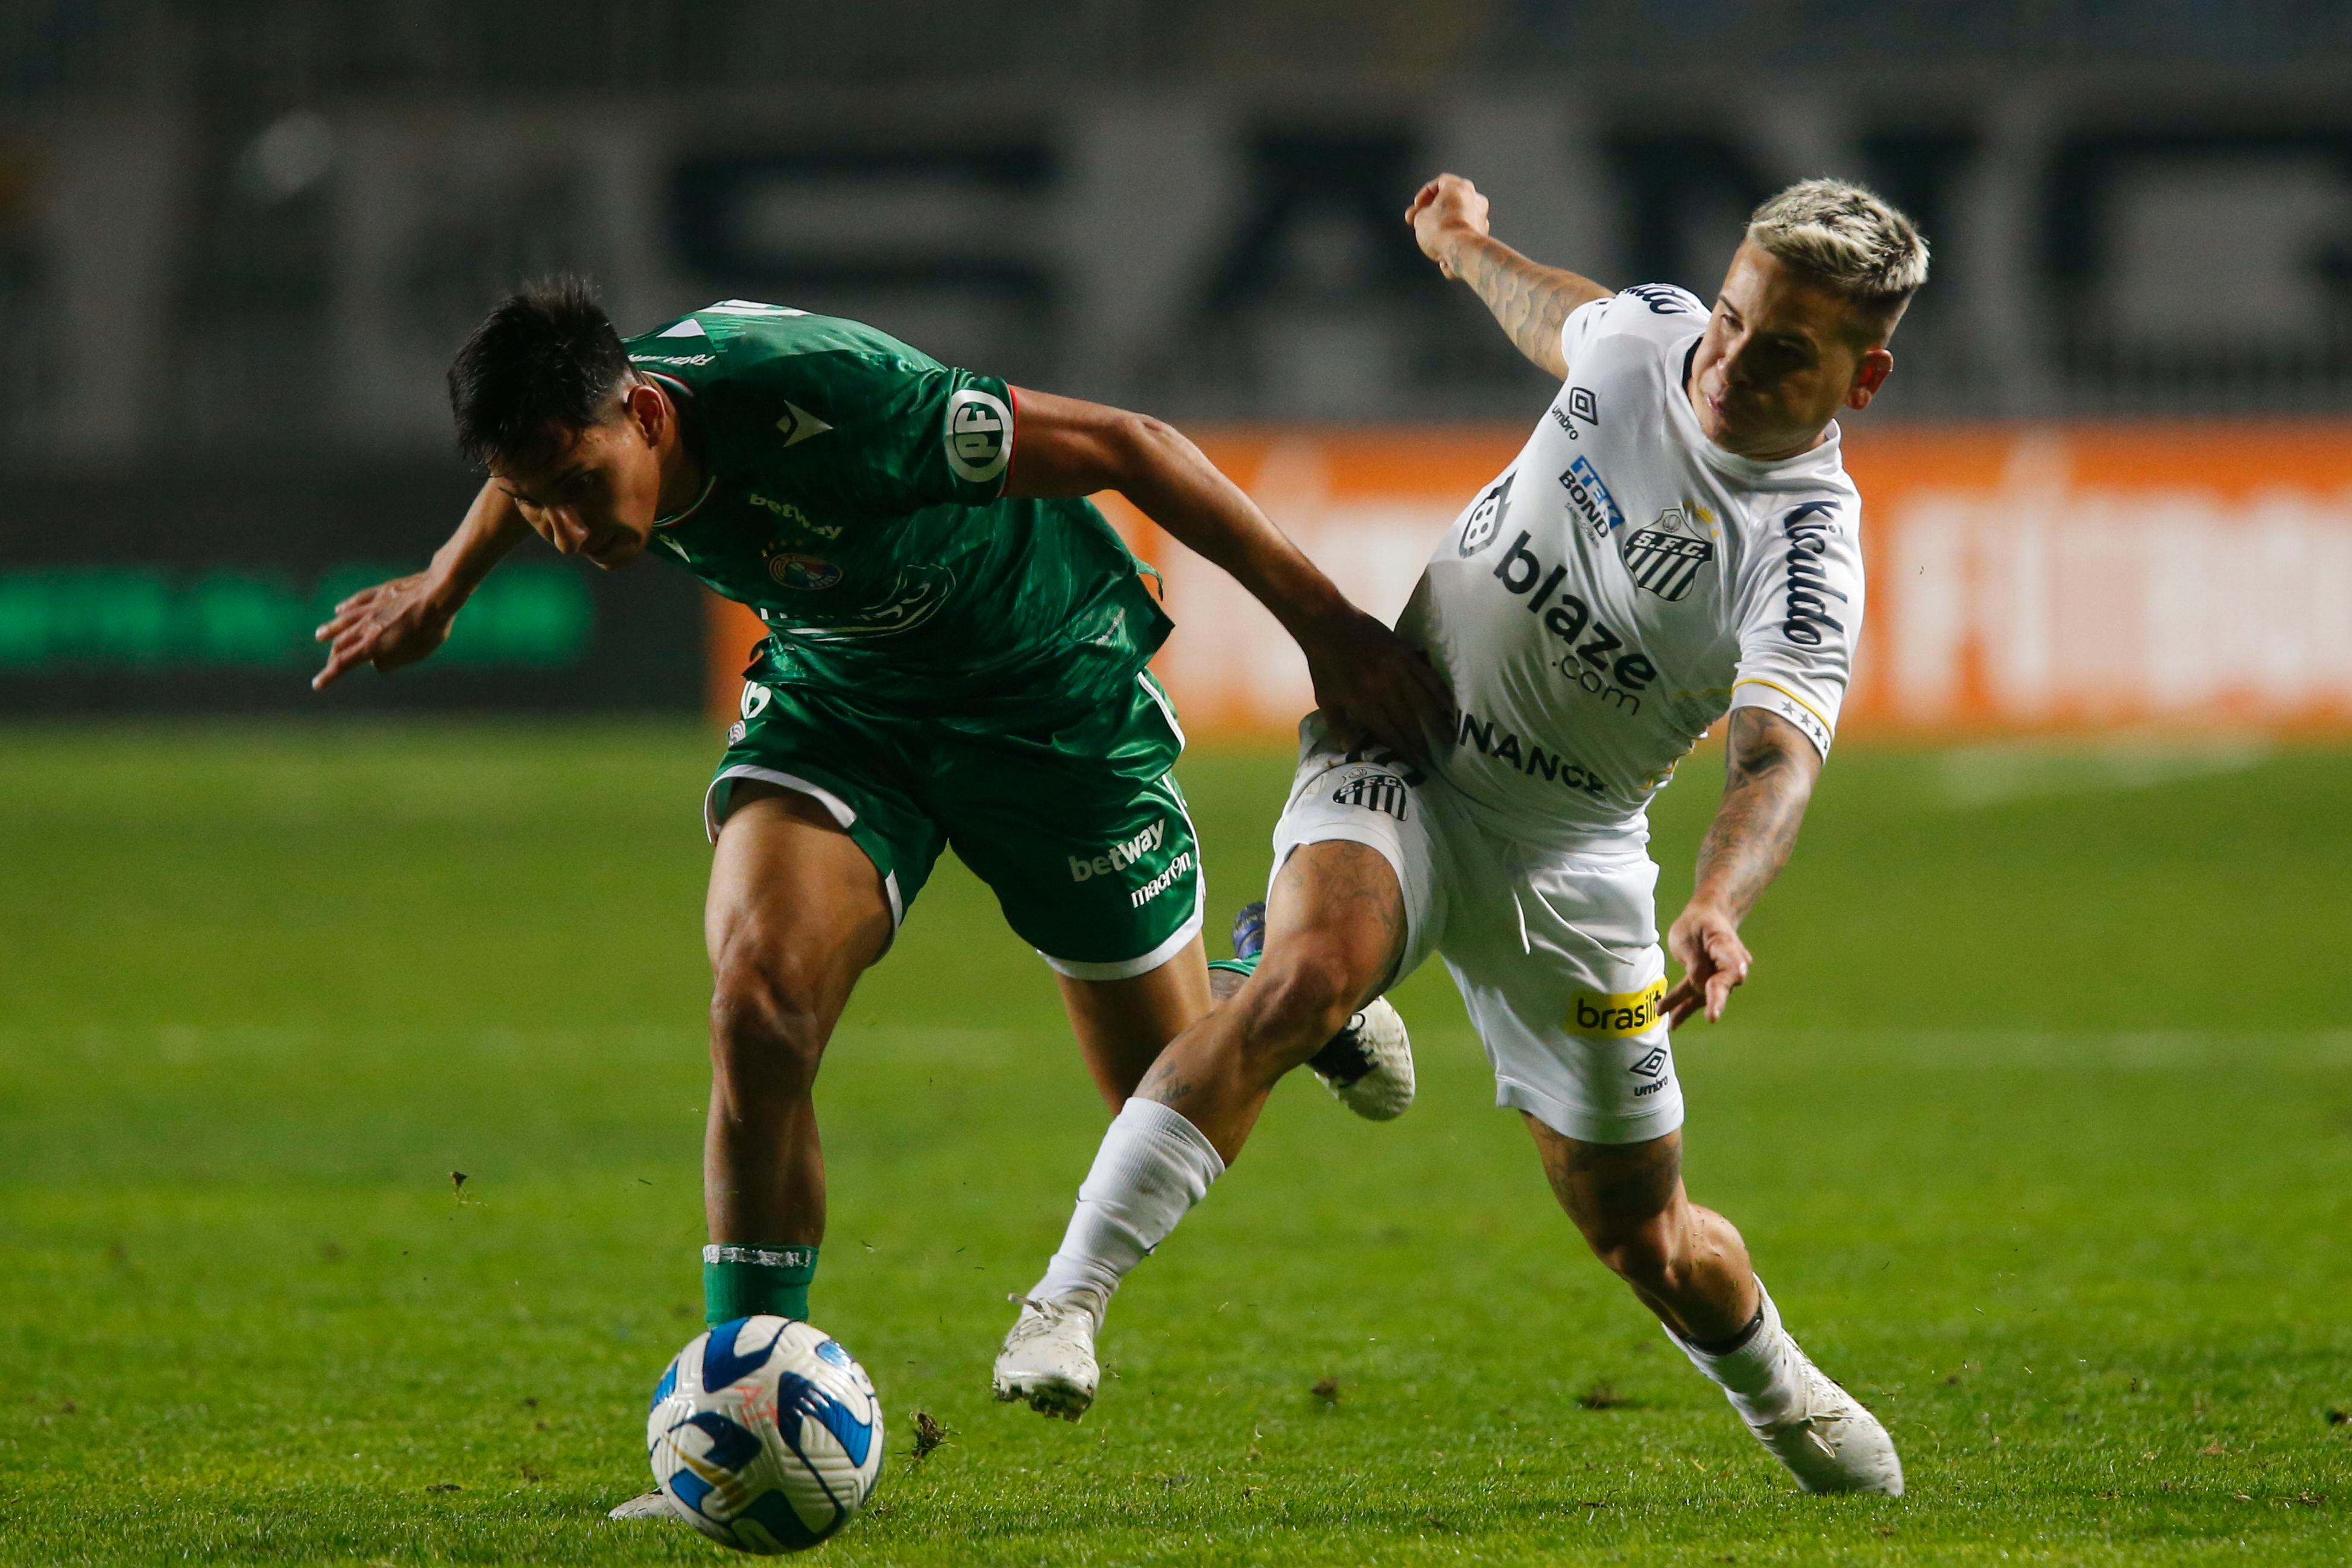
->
[1269,715,1683,1145]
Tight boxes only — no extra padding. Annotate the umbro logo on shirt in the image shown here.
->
[1549,386,1601,440]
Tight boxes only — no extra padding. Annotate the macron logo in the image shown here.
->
[1069,819,1166,882]
[776,402,833,447]
[1129,849,1196,909]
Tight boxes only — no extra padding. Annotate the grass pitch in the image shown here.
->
[2,722,2347,1565]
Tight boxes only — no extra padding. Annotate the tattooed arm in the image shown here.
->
[1406,173,1613,378]
[1661,706,1825,1028]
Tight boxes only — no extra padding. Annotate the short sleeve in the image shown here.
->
[1558,294,1614,369]
[764,351,1016,515]
[1559,283,1708,375]
[1728,498,1865,757]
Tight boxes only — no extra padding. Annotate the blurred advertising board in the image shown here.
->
[1,467,706,714]
[709,423,2352,740]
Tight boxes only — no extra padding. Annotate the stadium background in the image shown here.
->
[8,0,2352,730]
[5,4,2350,1564]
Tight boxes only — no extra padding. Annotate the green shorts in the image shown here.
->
[704,662,1203,980]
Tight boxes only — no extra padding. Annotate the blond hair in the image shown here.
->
[1747,179,1928,335]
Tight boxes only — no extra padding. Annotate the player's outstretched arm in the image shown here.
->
[1006,388,1456,762]
[1406,174,1613,379]
[1661,706,1824,1028]
[311,478,532,689]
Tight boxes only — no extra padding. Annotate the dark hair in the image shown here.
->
[447,276,633,469]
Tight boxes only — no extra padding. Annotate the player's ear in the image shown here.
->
[1846,347,1893,411]
[624,379,667,444]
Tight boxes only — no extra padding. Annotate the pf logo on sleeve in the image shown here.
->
[1569,978,1667,1037]
[944,390,1012,483]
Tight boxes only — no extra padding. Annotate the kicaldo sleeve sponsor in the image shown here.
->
[1728,496,1866,758]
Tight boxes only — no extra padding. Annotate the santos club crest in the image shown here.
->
[1621,508,1716,601]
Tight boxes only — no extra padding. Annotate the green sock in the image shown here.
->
[1206,954,1260,978]
[703,1244,819,1326]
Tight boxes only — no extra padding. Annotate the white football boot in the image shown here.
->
[606,1490,678,1520]
[991,1290,1103,1421]
[1742,1351,1905,1496]
[1309,995,1415,1121]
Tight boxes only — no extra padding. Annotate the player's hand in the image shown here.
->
[311,572,460,690]
[1300,610,1458,767]
[1406,174,1491,280]
[1661,902,1753,1028]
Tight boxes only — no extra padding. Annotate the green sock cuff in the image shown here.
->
[703,1244,819,1327]
[1207,954,1261,978]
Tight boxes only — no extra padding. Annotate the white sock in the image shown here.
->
[1031,1098,1225,1306]
[1669,1279,1805,1425]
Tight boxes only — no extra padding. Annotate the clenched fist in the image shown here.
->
[1405,174,1492,279]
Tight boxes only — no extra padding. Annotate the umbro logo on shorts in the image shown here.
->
[1628,1045,1669,1078]
[1330,769,1409,821]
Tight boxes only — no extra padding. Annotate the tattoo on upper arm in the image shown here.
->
[1692,708,1821,919]
[1456,245,1575,378]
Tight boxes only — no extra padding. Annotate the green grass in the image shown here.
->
[2,722,2348,1564]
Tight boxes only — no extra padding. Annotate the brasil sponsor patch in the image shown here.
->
[1569,978,1666,1037]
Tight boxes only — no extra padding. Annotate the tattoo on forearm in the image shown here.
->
[1693,709,1819,921]
[1454,242,1576,378]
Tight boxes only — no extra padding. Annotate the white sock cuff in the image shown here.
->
[1114,1096,1226,1183]
[1031,1098,1224,1304]
[1671,1278,1787,1396]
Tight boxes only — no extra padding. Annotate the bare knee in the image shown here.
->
[709,951,832,1105]
[1234,945,1366,1069]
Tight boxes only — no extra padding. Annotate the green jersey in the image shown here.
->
[623,300,1169,712]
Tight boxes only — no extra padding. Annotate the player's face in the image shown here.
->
[493,400,665,571]
[1687,243,1891,461]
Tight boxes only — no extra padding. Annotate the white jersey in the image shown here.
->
[1398,283,1866,850]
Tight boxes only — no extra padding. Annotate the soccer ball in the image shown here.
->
[645,1316,885,1554]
